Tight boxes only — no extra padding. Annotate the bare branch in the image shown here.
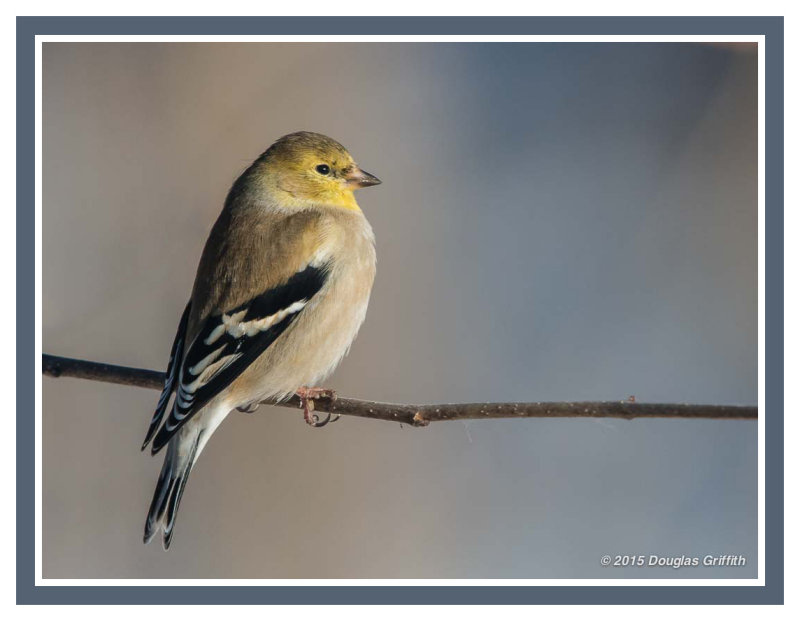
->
[41,354,757,426]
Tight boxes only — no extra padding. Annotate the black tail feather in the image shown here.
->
[143,435,200,549]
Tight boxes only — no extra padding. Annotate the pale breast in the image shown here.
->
[232,209,376,402]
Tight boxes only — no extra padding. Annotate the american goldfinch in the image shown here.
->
[141,131,380,549]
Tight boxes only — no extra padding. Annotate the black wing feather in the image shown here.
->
[142,302,191,451]
[150,264,328,453]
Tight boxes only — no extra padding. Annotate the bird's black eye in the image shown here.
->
[316,164,330,175]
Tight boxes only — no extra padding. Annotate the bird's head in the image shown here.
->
[254,131,381,211]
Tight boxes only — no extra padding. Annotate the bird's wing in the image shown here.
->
[142,302,191,450]
[148,262,329,453]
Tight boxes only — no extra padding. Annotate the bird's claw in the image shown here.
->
[307,411,339,428]
[296,387,339,428]
[236,402,260,414]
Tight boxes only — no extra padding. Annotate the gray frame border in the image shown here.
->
[18,16,783,605]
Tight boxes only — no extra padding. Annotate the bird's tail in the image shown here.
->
[143,430,201,550]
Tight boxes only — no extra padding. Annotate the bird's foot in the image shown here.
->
[296,386,339,427]
[236,402,261,414]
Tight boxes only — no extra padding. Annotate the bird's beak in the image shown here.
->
[345,166,382,189]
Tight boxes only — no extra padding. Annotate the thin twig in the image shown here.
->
[41,354,757,427]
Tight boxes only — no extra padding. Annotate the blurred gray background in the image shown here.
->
[42,42,757,578]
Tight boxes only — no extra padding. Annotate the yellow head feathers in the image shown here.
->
[251,131,381,212]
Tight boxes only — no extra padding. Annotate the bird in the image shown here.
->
[140,131,380,549]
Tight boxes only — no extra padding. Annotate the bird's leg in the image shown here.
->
[296,386,339,427]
